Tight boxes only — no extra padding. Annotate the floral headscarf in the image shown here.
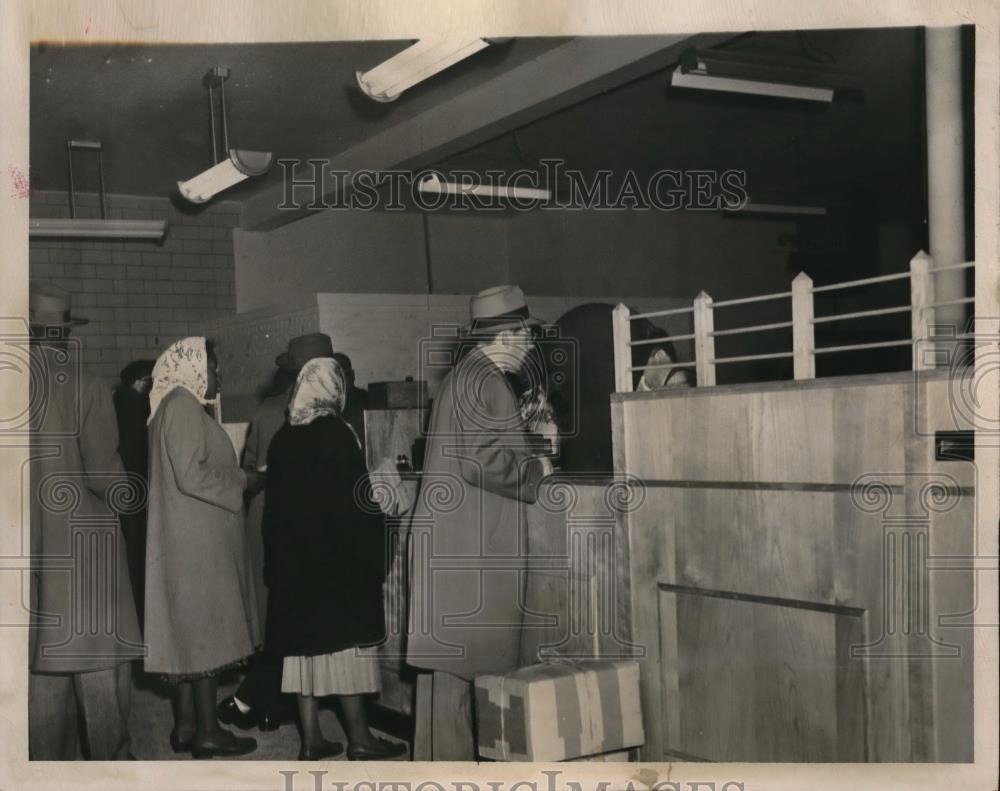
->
[148,336,211,424]
[288,357,347,427]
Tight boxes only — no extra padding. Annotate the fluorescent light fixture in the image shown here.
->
[417,173,551,201]
[178,67,273,204]
[670,48,840,103]
[30,139,169,240]
[671,66,834,102]
[725,202,827,216]
[29,217,168,239]
[357,37,491,102]
[178,149,272,204]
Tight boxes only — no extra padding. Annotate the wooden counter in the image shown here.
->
[611,369,975,762]
[520,476,636,666]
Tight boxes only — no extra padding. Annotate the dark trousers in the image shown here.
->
[119,511,146,633]
[235,651,288,713]
[29,664,132,760]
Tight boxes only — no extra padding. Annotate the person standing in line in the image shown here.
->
[217,333,334,732]
[28,284,143,760]
[144,336,262,759]
[405,285,553,760]
[263,358,407,761]
[112,358,155,633]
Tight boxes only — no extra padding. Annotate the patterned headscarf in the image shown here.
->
[148,336,211,424]
[288,357,347,427]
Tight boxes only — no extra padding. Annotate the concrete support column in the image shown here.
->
[924,26,968,334]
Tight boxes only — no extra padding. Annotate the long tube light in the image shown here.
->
[178,68,273,204]
[671,48,840,103]
[178,149,272,204]
[357,37,491,102]
[417,173,551,201]
[29,217,168,239]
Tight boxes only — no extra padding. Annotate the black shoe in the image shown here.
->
[217,697,257,731]
[298,739,344,761]
[169,730,194,754]
[347,738,408,761]
[191,731,258,760]
[257,710,281,732]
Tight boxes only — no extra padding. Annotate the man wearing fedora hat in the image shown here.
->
[217,332,334,733]
[406,285,554,759]
[27,284,143,759]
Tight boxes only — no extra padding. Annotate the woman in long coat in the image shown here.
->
[263,358,406,761]
[145,336,261,758]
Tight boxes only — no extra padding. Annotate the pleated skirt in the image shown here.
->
[281,646,381,697]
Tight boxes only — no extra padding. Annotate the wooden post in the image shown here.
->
[612,303,633,393]
[910,250,935,371]
[693,291,716,387]
[791,272,815,380]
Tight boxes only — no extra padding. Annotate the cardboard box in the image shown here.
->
[570,749,635,762]
[475,660,644,762]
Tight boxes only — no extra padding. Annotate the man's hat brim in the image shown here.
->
[30,314,89,328]
[462,315,543,337]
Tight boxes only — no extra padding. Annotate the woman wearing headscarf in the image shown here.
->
[145,337,262,758]
[263,358,407,761]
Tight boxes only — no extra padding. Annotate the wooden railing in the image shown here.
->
[612,250,976,393]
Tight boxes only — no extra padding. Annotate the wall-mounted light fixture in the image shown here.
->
[356,37,496,102]
[670,48,841,103]
[178,67,273,203]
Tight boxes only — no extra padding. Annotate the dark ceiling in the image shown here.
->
[30,29,927,227]
[437,28,926,221]
[29,38,568,199]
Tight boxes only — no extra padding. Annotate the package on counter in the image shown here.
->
[475,659,644,762]
[569,749,634,762]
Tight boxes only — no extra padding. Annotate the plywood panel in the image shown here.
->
[624,388,835,483]
[661,588,865,762]
[615,372,975,762]
[675,489,835,604]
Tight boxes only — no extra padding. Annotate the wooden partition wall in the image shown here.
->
[611,369,975,762]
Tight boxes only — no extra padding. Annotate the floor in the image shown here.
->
[128,667,409,761]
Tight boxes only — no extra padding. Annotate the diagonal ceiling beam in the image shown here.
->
[242,33,732,231]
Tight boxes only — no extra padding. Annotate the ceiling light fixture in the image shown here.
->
[29,140,168,240]
[670,47,840,103]
[417,173,551,201]
[356,37,494,102]
[725,201,827,216]
[178,67,273,203]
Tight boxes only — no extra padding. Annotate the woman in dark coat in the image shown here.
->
[263,357,407,761]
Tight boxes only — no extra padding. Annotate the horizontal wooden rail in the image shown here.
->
[812,305,912,324]
[712,350,795,365]
[710,320,793,337]
[712,290,792,308]
[813,338,912,355]
[629,332,697,347]
[929,261,976,274]
[810,271,911,293]
[629,305,696,320]
[927,296,975,309]
[629,361,697,372]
